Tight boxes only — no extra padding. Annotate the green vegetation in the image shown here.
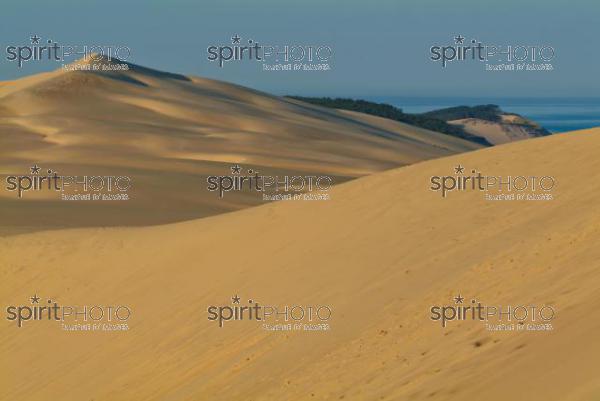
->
[422,104,503,122]
[287,97,493,146]
[287,97,553,144]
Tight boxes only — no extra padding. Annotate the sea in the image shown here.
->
[367,97,600,133]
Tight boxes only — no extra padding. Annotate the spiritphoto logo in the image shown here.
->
[207,34,333,72]
[430,35,555,71]
[206,164,332,201]
[5,294,132,332]
[429,164,555,201]
[4,164,132,201]
[430,294,555,332]
[207,295,332,332]
[5,34,131,69]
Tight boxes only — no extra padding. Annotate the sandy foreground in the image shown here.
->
[1,127,599,401]
[0,62,479,235]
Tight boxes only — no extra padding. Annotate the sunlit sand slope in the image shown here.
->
[0,59,480,234]
[1,128,598,400]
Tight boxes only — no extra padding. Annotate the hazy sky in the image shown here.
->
[0,0,597,97]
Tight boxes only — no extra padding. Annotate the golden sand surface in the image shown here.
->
[0,62,479,235]
[1,128,598,401]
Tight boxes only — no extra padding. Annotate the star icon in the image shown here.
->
[454,35,465,44]
[454,164,465,174]
[30,35,41,44]
[30,165,41,174]
[454,294,464,304]
[30,294,40,304]
[232,295,241,304]
[231,164,242,174]
[231,34,241,44]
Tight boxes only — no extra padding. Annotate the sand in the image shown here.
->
[449,116,544,145]
[1,127,599,401]
[0,61,480,235]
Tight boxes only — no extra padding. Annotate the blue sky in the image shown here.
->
[0,0,597,97]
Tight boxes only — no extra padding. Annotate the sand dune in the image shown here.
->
[1,127,599,401]
[450,115,548,145]
[0,58,480,235]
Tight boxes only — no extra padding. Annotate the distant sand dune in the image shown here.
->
[450,116,545,145]
[0,60,480,234]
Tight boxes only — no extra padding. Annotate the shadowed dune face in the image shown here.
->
[1,128,599,401]
[0,60,480,234]
[449,116,547,145]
